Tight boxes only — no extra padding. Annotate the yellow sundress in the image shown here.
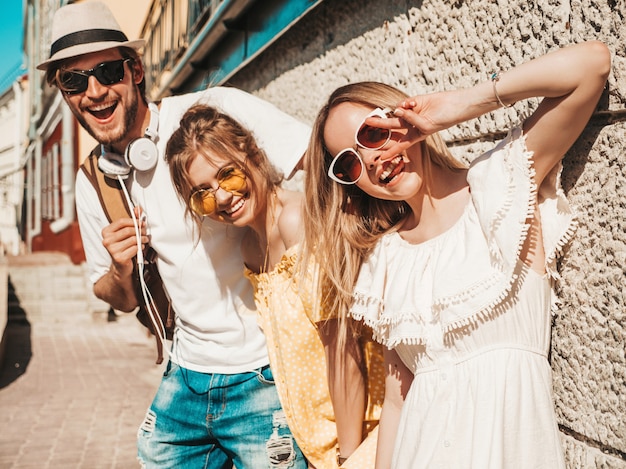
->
[245,246,384,468]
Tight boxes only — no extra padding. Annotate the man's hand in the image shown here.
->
[94,206,149,312]
[102,206,148,277]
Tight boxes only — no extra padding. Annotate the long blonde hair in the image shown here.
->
[165,104,282,233]
[301,82,464,345]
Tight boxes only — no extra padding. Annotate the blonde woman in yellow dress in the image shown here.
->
[165,104,384,468]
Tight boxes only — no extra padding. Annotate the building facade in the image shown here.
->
[0,80,28,256]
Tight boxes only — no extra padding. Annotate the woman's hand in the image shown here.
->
[394,89,467,135]
[364,89,468,160]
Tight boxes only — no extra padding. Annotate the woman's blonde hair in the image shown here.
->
[301,82,464,346]
[165,104,282,233]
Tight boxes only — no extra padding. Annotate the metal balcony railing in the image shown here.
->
[141,0,323,99]
[142,0,225,98]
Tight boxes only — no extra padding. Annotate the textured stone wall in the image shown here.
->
[228,1,626,467]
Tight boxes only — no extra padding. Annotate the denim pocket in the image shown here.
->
[162,359,179,378]
[255,364,275,385]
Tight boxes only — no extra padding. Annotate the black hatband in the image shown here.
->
[50,29,129,57]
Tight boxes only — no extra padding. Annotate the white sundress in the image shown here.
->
[350,127,575,469]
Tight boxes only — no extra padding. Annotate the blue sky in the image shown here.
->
[0,0,25,93]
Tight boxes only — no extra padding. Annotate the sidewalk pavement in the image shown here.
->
[0,252,165,469]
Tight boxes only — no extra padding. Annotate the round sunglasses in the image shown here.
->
[327,107,393,184]
[56,58,132,95]
[189,166,247,217]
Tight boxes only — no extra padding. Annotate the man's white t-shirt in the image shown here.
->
[76,87,311,373]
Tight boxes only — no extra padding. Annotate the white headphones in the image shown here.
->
[98,101,160,179]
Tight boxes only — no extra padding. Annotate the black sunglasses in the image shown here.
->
[56,58,132,95]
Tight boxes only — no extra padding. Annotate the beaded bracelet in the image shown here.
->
[490,72,513,108]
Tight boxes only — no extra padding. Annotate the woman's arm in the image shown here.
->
[485,41,610,186]
[375,348,413,469]
[380,41,611,188]
[318,318,366,463]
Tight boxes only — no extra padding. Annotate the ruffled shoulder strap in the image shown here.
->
[537,160,577,279]
[469,126,577,279]
[467,126,536,273]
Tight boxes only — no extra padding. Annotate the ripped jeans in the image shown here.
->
[137,361,306,469]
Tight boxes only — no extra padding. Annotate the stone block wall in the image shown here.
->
[228,0,626,467]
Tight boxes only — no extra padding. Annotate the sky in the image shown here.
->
[0,0,25,93]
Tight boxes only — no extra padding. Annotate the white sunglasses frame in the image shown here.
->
[327,107,393,185]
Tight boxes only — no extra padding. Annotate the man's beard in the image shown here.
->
[75,90,139,148]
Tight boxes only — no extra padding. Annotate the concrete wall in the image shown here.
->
[229,0,626,467]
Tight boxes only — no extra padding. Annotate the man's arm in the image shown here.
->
[75,170,144,312]
[198,86,311,179]
[93,214,145,312]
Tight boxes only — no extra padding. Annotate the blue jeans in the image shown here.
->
[137,361,306,468]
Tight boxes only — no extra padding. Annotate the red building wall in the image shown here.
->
[30,120,86,265]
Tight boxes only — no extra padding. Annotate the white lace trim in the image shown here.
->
[437,128,536,334]
[351,293,427,347]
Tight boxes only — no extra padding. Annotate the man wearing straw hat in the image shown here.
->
[37,1,310,467]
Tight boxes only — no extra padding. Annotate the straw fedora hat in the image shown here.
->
[36,1,145,71]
